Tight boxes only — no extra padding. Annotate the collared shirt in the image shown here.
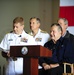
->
[62,31,67,37]
[0,30,35,75]
[0,30,34,51]
[29,29,50,46]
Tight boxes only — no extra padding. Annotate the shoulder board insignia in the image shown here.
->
[10,31,13,33]
[6,31,13,34]
[40,30,47,33]
[25,31,28,33]
[28,32,33,36]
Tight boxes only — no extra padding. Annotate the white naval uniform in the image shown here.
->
[29,29,50,69]
[0,30,35,75]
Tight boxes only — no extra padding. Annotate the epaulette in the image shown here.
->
[10,31,13,33]
[6,32,9,34]
[40,30,47,33]
[28,32,33,36]
[6,31,13,34]
[25,31,28,34]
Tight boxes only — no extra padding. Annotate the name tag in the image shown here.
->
[9,39,13,41]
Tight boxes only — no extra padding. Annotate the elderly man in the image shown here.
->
[57,18,74,46]
[57,18,74,73]
[39,23,74,75]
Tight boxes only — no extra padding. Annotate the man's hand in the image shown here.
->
[42,63,50,70]
[42,63,59,70]
[50,64,59,68]
[7,51,10,57]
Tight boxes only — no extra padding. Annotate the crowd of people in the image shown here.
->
[0,17,74,75]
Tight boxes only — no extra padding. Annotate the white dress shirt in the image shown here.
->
[0,30,35,75]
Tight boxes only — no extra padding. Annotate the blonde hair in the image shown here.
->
[13,17,24,25]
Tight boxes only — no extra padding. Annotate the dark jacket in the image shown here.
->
[62,31,74,63]
[64,31,74,49]
[39,31,74,66]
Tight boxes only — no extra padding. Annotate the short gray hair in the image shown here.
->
[51,23,62,32]
[58,18,68,25]
[30,17,41,24]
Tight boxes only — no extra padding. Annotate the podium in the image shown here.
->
[10,45,52,75]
